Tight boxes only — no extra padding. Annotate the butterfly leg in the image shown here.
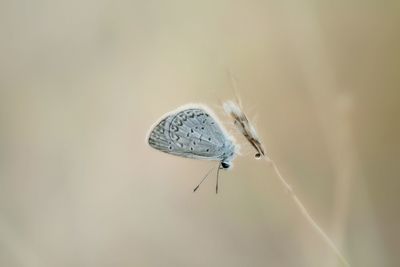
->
[216,163,223,194]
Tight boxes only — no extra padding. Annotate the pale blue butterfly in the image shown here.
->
[147,104,238,192]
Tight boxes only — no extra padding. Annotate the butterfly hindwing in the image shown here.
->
[148,117,174,153]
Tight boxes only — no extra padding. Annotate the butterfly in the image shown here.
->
[147,104,238,193]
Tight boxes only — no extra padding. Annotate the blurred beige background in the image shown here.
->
[0,0,399,266]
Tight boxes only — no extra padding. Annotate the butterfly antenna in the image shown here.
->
[193,166,216,192]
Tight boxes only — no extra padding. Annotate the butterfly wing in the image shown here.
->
[148,107,235,161]
[147,117,173,153]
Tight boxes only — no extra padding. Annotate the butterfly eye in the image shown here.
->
[221,162,230,169]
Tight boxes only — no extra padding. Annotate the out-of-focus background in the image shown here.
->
[0,1,399,266]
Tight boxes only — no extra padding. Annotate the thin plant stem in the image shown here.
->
[264,157,351,267]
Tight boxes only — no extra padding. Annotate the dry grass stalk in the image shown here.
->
[223,99,350,267]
